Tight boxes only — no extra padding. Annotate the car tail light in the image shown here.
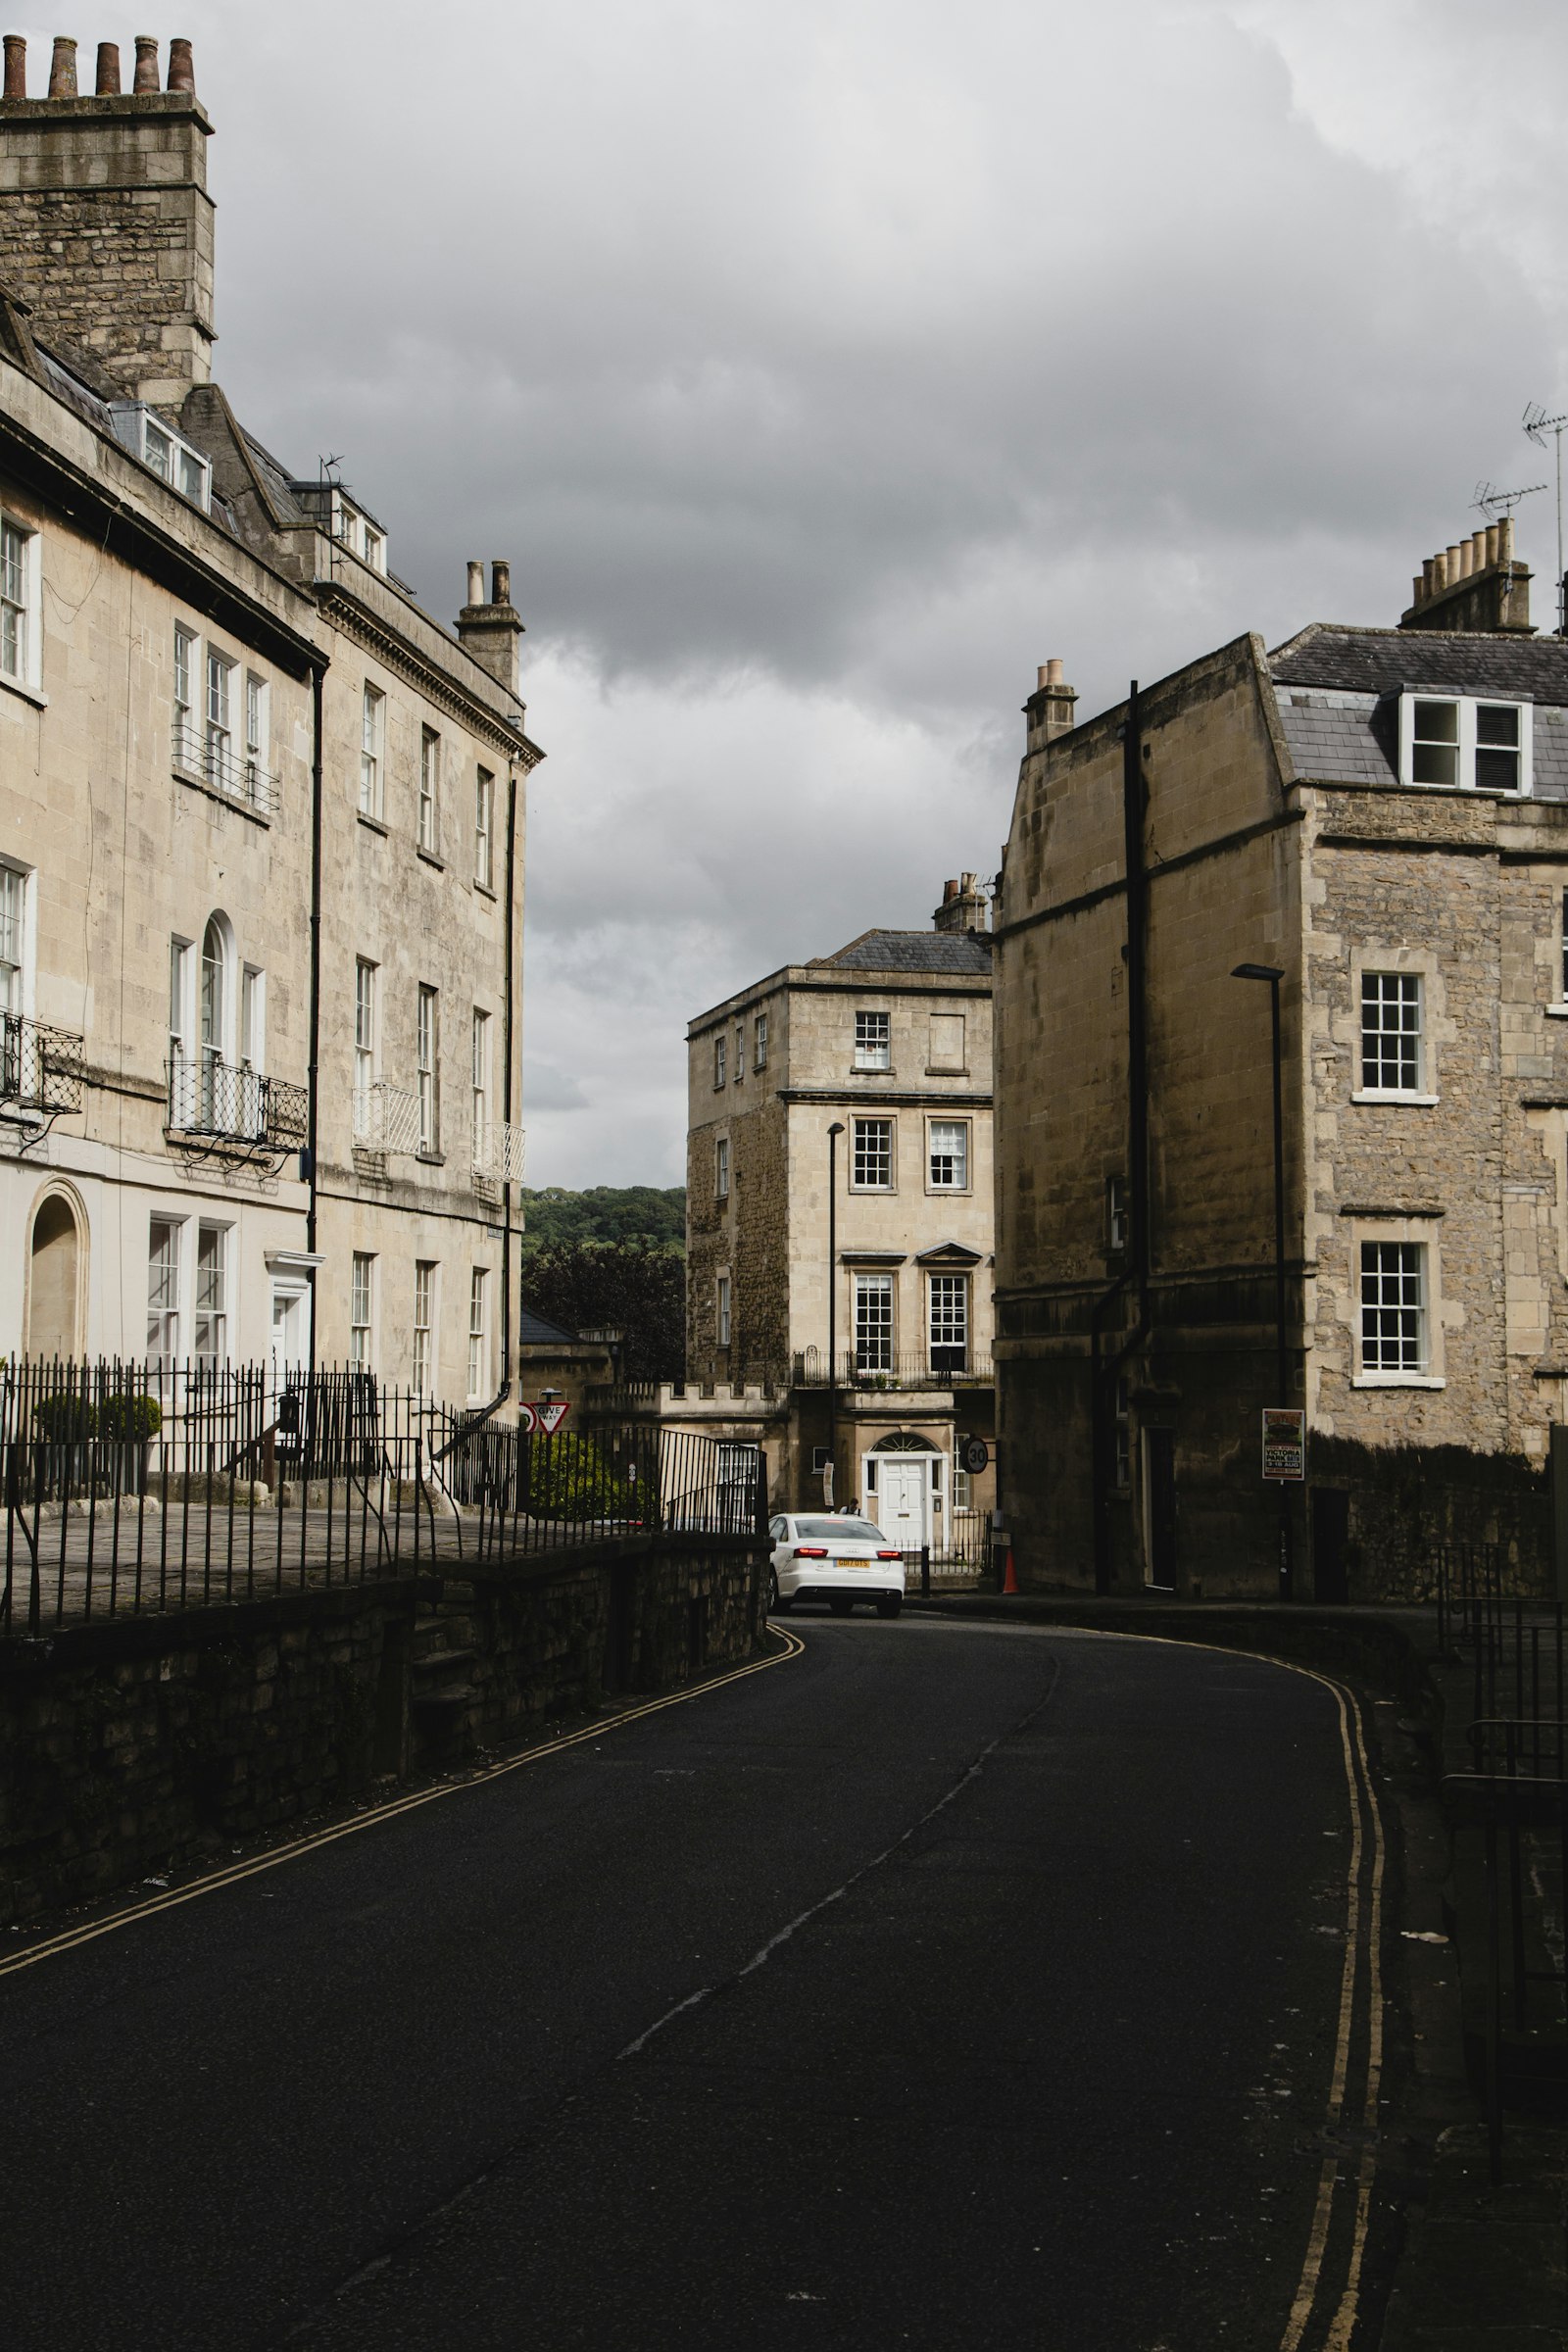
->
[876,1549,902,1559]
[794,1544,828,1558]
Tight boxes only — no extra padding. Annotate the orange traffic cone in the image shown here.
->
[1002,1545,1019,1595]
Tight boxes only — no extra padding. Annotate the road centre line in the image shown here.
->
[0,1627,808,1982]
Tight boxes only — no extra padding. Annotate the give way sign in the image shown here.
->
[520,1399,572,1436]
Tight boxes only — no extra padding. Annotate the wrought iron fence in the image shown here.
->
[0,1359,764,1635]
[0,1013,86,1118]
[172,717,280,818]
[166,1054,309,1156]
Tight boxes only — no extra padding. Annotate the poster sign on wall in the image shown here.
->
[1261,1408,1305,1482]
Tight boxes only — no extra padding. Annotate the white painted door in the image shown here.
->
[270,1283,307,1385]
[877,1458,929,1550]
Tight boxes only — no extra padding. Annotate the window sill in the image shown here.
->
[0,671,47,710]
[1546,1005,1568,1020]
[473,880,497,902]
[925,1066,969,1078]
[416,847,445,870]
[849,1185,896,1195]
[852,1066,895,1078]
[357,812,388,837]
[415,1150,445,1166]
[926,1186,972,1198]
[1396,780,1531,802]
[1350,1090,1439,1106]
[1351,1373,1446,1389]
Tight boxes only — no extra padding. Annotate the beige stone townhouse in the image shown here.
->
[680,877,996,1554]
[994,525,1568,1598]
[0,34,538,1396]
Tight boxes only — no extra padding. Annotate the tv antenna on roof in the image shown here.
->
[1473,477,1544,520]
[1524,402,1568,635]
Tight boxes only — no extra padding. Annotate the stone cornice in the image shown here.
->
[314,578,542,768]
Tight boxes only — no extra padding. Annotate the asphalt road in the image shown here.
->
[0,1618,1392,2351]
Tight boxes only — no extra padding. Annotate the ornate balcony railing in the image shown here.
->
[166,1054,308,1160]
[473,1119,526,1185]
[0,1013,86,1119]
[172,718,280,820]
[792,1348,995,1392]
[353,1080,421,1154]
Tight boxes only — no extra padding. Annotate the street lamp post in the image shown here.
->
[826,1122,845,1505]
[1232,962,1293,1601]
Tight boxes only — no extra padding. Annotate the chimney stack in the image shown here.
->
[0,35,214,402]
[1400,515,1532,636]
[1024,655,1078,754]
[933,872,990,935]
[457,560,525,696]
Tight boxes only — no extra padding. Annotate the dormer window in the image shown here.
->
[1397,693,1531,795]
[327,493,389,575]
[109,404,212,513]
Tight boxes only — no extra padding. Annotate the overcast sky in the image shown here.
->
[20,2,1568,1183]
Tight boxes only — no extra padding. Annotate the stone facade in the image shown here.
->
[0,41,538,1397]
[995,549,1568,1598]
[683,886,997,1548]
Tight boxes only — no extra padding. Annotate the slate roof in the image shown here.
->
[1268,625,1568,803]
[813,929,993,975]
[517,1306,580,1347]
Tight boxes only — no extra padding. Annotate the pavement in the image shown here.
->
[2,1612,1408,2350]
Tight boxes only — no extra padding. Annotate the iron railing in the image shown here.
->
[0,1012,85,1118]
[0,1358,764,1635]
[793,1348,995,1391]
[172,717,280,818]
[167,1054,309,1158]
[353,1081,421,1153]
[473,1120,526,1185]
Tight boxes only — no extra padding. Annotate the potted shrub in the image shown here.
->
[96,1391,163,1494]
[31,1390,96,1499]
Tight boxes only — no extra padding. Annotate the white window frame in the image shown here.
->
[1356,970,1428,1102]
[354,956,378,1135]
[854,1272,894,1374]
[240,964,265,1072]
[470,1005,490,1169]
[754,1011,768,1070]
[713,1034,726,1090]
[419,727,441,854]
[928,1273,970,1374]
[351,1252,375,1372]
[467,1266,489,1398]
[927,1117,970,1192]
[170,937,192,1061]
[172,623,197,759]
[716,1272,731,1348]
[474,766,494,889]
[147,1215,183,1366]
[360,683,386,819]
[244,671,270,807]
[1397,692,1533,796]
[193,1222,230,1363]
[0,860,30,1019]
[1106,1173,1128,1254]
[0,511,41,695]
[414,1259,436,1394]
[417,982,440,1155]
[855,1009,891,1070]
[734,1023,745,1087]
[110,404,212,511]
[1358,1239,1425,1379]
[715,1136,730,1200]
[851,1115,894,1192]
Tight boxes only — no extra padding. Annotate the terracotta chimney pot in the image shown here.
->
[491,560,511,606]
[1472,528,1487,571]
[2,34,24,100]
[1486,522,1501,566]
[132,36,159,93]
[1045,657,1064,687]
[466,561,485,608]
[48,36,77,97]
[1500,515,1515,564]
[1412,576,1424,609]
[95,43,121,94]
[166,37,194,93]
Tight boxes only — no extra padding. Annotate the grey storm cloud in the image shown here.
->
[16,0,1568,1179]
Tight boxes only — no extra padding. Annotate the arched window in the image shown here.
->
[198,913,234,1128]
[870,1430,939,1451]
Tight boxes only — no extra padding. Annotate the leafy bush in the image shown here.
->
[528,1432,632,1520]
[32,1392,95,1441]
[96,1393,163,1445]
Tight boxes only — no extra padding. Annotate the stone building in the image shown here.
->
[0,35,537,1392]
[994,525,1568,1597]
[681,878,996,1550]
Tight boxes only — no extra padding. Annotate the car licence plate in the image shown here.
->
[835,1557,868,1570]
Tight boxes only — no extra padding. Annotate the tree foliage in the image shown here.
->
[518,1186,685,1255]
[521,1238,685,1383]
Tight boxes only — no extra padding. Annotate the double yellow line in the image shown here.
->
[0,1625,808,1981]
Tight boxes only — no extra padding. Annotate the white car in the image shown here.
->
[766,1512,906,1618]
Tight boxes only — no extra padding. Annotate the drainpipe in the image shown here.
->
[305,657,325,1382]
[1090,682,1152,1593]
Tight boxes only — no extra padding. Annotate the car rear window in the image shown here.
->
[794,1517,886,1542]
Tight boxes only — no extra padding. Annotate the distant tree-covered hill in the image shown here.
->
[517,1186,685,1256]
